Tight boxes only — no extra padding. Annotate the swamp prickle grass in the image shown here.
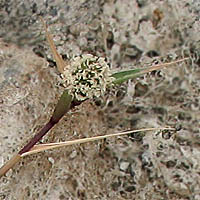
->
[0,18,188,178]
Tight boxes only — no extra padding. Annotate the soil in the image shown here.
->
[0,0,200,199]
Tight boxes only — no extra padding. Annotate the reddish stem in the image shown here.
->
[18,121,55,155]
[18,100,82,155]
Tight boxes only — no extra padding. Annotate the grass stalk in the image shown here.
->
[0,91,74,178]
[22,127,175,157]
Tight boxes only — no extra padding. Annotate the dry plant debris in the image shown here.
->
[0,0,200,199]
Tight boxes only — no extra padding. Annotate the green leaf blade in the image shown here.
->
[51,90,73,123]
[111,68,145,84]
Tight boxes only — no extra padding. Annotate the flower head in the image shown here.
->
[60,54,113,101]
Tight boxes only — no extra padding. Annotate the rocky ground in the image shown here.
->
[0,0,200,199]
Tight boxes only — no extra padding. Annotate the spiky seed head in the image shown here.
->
[60,54,114,101]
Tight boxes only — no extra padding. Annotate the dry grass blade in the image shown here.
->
[21,127,175,157]
[0,154,22,178]
[40,17,66,73]
[140,57,189,74]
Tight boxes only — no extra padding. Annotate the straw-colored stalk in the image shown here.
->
[21,127,175,157]
[0,127,174,178]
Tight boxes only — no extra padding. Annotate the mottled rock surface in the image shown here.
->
[0,0,200,199]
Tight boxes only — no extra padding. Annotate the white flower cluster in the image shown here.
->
[61,54,114,101]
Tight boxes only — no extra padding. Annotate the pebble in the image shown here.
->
[69,150,77,159]
[119,161,130,172]
[48,157,55,165]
